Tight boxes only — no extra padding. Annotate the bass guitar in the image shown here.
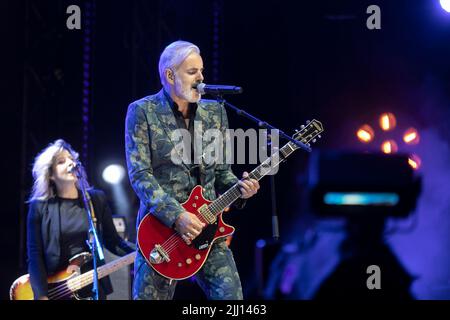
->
[10,251,136,300]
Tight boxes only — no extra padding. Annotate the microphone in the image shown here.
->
[68,160,81,174]
[193,83,243,95]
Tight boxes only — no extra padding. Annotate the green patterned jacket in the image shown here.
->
[125,89,241,228]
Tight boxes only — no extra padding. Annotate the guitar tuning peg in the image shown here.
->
[300,125,305,129]
[312,139,317,143]
[295,129,299,133]
[307,143,310,147]
[318,135,322,139]
[306,120,310,124]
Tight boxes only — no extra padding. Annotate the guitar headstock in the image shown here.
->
[292,119,324,148]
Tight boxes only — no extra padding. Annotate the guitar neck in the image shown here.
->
[67,251,136,292]
[208,142,297,215]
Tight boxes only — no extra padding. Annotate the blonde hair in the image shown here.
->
[28,139,90,202]
[158,40,200,91]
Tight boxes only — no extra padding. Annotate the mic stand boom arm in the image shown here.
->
[217,97,312,152]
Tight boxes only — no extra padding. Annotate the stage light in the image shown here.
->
[324,192,400,206]
[379,112,396,131]
[102,164,125,184]
[381,140,398,154]
[408,154,421,170]
[357,124,374,143]
[440,0,450,13]
[403,127,420,145]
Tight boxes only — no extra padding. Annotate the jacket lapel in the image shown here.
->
[154,90,179,146]
[45,198,61,267]
[194,103,207,165]
[195,101,221,183]
[154,90,191,170]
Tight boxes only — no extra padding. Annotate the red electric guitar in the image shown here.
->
[137,119,324,280]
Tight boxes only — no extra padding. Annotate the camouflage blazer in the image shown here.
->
[125,89,241,228]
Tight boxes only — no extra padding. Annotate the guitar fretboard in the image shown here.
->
[208,141,297,215]
[67,251,136,292]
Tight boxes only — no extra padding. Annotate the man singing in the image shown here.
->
[125,40,259,300]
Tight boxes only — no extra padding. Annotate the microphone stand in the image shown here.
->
[214,95,311,241]
[267,134,280,241]
[74,163,104,300]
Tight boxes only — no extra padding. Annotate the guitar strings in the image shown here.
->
[48,270,104,300]
[46,270,94,300]
[47,255,135,300]
[47,285,71,300]
[162,208,214,254]
[159,212,210,254]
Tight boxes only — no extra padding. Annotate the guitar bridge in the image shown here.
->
[149,245,170,264]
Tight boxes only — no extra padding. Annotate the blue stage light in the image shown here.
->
[324,192,400,206]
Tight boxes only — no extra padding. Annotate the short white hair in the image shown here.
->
[158,40,200,90]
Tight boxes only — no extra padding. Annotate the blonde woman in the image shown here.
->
[27,139,135,300]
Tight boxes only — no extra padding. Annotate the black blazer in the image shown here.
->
[27,189,135,299]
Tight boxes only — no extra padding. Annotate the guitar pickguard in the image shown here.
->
[191,221,218,250]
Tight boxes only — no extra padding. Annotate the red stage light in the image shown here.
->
[357,124,374,143]
[381,140,398,154]
[379,112,396,131]
[403,127,420,145]
[408,154,421,170]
